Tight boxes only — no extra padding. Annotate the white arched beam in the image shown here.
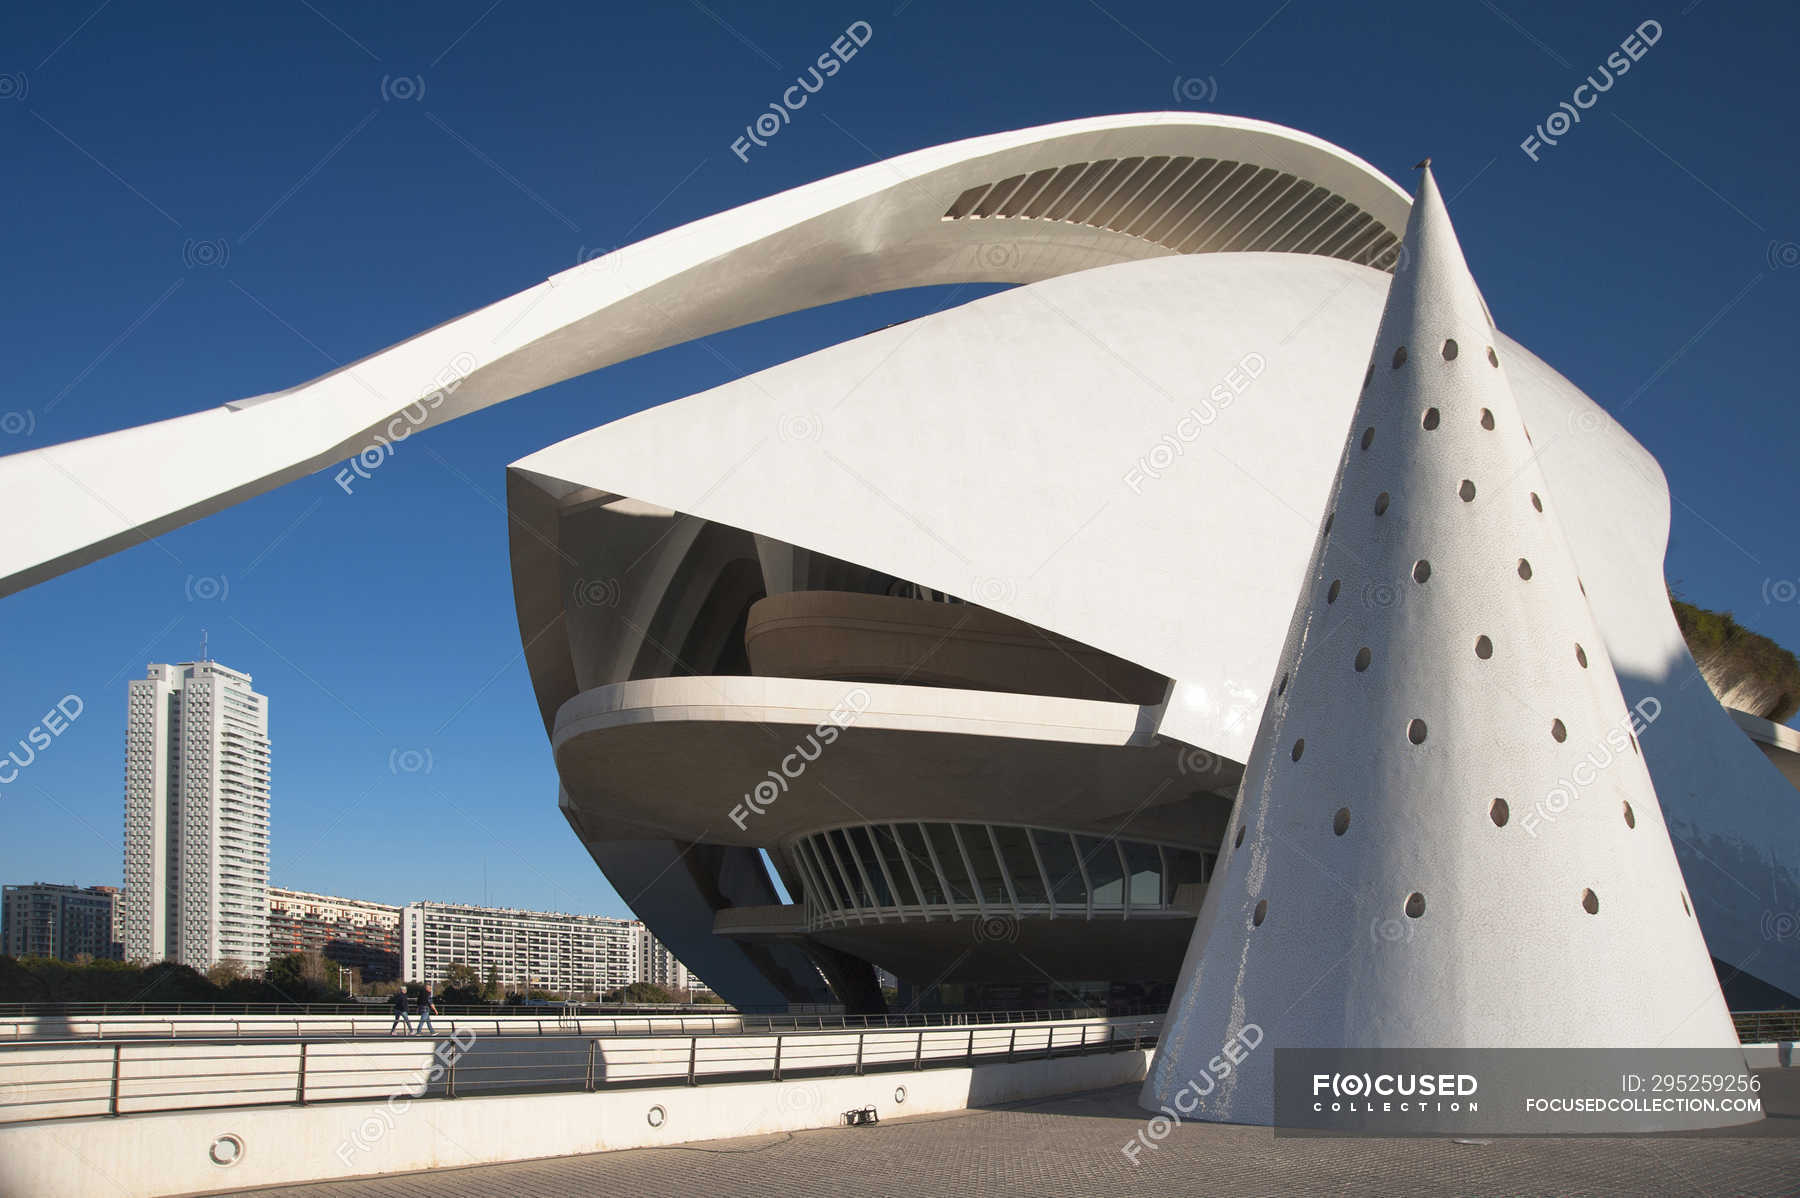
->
[0,113,1406,596]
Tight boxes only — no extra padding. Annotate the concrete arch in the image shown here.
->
[0,113,1407,596]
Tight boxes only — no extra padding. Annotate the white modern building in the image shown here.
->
[399,901,639,995]
[0,883,121,961]
[122,661,271,971]
[3,113,1795,1030]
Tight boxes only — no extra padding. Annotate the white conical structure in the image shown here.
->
[1143,164,1752,1127]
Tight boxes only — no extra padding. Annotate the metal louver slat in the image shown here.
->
[938,157,1401,270]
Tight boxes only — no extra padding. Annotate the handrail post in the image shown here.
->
[296,1041,308,1105]
[108,1043,122,1116]
[688,1035,698,1085]
[1080,1024,1089,1056]
[855,1032,865,1076]
[585,1040,597,1091]
[1007,1027,1016,1062]
[967,1027,975,1065]
[446,1052,457,1099]
[914,1030,923,1070]
[773,1035,783,1082]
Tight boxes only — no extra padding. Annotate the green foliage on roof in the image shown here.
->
[1671,594,1800,723]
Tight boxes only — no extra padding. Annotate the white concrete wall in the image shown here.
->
[0,1016,1151,1125]
[0,1046,1153,1198]
[1741,1042,1797,1068]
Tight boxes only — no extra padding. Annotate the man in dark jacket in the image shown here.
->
[389,988,412,1035]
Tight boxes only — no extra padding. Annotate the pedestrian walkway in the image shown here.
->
[219,1074,1799,1198]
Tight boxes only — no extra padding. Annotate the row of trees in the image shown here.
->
[0,953,724,1007]
[0,953,345,1005]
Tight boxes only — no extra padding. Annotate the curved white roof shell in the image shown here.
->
[511,249,1800,1002]
[0,113,1407,596]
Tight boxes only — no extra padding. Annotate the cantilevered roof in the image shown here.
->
[0,113,1408,596]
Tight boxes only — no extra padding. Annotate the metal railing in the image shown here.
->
[0,1000,733,1018]
[1733,1009,1800,1044]
[9,1002,1782,1044]
[740,1005,1124,1029]
[0,1014,1162,1125]
[3,1013,745,1042]
[0,1004,1134,1042]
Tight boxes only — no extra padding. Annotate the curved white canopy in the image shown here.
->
[0,112,1407,596]
[510,249,1800,1003]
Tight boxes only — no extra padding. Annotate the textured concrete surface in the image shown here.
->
[1150,163,1747,1124]
[216,1073,1800,1198]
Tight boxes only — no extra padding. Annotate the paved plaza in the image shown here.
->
[220,1073,1800,1198]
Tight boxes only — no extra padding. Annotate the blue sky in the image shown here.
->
[2,0,1795,919]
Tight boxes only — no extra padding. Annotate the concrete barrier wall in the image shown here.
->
[0,1048,1153,1198]
[0,1040,445,1123]
[1741,1042,1796,1068]
[0,1016,1154,1125]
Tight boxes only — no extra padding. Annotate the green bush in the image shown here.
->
[0,955,348,1005]
[602,981,678,1004]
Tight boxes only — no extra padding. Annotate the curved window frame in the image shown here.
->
[784,820,1214,931]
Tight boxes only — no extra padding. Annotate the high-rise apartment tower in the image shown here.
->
[122,660,271,970]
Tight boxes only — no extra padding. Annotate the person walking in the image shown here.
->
[415,986,437,1035]
[389,987,412,1035]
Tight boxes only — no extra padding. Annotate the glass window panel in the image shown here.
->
[926,824,975,904]
[794,838,823,906]
[851,826,896,906]
[1124,842,1161,908]
[869,825,918,907]
[1031,830,1087,906]
[993,826,1046,903]
[804,836,846,910]
[896,824,944,905]
[788,845,821,909]
[827,829,872,907]
[1163,848,1209,906]
[1077,835,1125,908]
[957,825,1010,904]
